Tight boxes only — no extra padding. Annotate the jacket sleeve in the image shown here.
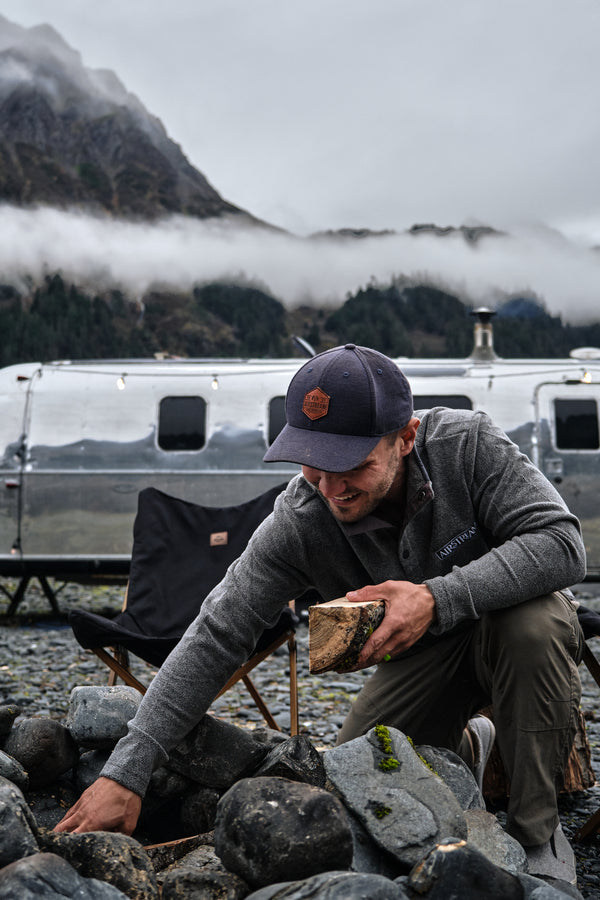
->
[101,488,312,796]
[424,412,586,633]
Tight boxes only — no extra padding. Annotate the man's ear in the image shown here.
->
[399,417,420,456]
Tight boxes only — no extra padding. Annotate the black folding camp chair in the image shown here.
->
[69,483,299,735]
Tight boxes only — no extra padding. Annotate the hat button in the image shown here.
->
[345,343,356,350]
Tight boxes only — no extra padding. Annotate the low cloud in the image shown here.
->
[0,205,598,323]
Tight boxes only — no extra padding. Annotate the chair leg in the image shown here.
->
[92,648,147,695]
[107,646,131,687]
[575,807,600,841]
[241,674,281,731]
[288,634,298,736]
[582,641,600,689]
[215,629,298,734]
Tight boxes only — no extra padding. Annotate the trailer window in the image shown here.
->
[554,399,599,450]
[268,396,286,445]
[158,396,206,451]
[413,395,473,410]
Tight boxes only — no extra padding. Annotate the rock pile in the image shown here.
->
[0,685,584,899]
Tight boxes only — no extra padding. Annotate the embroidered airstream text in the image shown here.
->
[436,522,478,560]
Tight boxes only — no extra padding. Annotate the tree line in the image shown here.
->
[1,273,598,369]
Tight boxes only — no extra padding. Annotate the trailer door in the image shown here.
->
[535,382,600,578]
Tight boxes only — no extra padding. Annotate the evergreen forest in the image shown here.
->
[1,273,599,368]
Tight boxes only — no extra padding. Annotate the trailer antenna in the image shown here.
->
[292,335,316,358]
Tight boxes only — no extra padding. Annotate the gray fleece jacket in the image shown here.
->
[102,408,586,796]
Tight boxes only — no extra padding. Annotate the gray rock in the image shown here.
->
[39,830,159,899]
[0,704,21,741]
[3,717,79,789]
[155,843,225,883]
[167,715,284,790]
[252,734,326,787]
[416,743,486,810]
[66,685,142,749]
[408,838,524,898]
[180,785,222,834]
[517,872,584,899]
[0,775,39,867]
[323,726,467,868]
[148,766,193,799]
[465,807,528,873]
[346,811,404,879]
[138,767,200,836]
[0,748,29,791]
[244,870,410,898]
[0,852,128,898]
[214,776,353,888]
[75,749,112,793]
[145,833,216,876]
[161,867,249,899]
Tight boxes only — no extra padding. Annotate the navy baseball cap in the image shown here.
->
[263,344,413,472]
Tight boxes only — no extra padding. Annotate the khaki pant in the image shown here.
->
[336,591,583,846]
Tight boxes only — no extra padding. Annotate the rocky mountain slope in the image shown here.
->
[0,15,253,222]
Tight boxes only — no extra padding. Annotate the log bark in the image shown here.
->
[144,832,213,870]
[308,597,385,674]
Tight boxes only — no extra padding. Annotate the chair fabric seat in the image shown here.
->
[69,482,293,669]
[69,604,297,668]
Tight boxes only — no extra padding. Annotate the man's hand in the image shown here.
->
[53,777,142,835]
[346,581,436,668]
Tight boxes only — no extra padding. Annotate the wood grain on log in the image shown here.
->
[144,833,213,870]
[308,597,385,674]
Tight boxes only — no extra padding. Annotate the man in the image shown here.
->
[56,344,585,885]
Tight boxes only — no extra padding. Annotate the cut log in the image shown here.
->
[308,597,385,674]
[144,832,213,870]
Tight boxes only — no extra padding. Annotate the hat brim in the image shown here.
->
[263,424,382,473]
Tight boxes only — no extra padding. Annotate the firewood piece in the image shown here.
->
[144,832,213,870]
[309,597,385,674]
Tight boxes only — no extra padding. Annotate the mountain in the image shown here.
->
[308,222,505,247]
[0,15,255,222]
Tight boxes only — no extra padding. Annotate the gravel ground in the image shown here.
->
[2,578,600,896]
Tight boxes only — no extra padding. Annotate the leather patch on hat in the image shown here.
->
[303,387,330,420]
[210,531,228,547]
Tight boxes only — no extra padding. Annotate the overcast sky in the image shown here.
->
[0,1,599,326]
[2,0,600,240]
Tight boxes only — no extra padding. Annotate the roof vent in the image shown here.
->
[469,307,499,362]
[569,347,600,361]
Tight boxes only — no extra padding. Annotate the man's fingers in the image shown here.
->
[54,804,83,832]
[53,778,142,835]
[346,587,385,604]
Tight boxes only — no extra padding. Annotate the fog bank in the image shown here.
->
[1,206,598,323]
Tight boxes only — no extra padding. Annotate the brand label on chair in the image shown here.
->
[210,531,228,546]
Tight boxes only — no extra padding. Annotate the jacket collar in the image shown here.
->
[341,446,434,536]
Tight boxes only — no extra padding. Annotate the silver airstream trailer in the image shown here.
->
[1,312,600,609]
